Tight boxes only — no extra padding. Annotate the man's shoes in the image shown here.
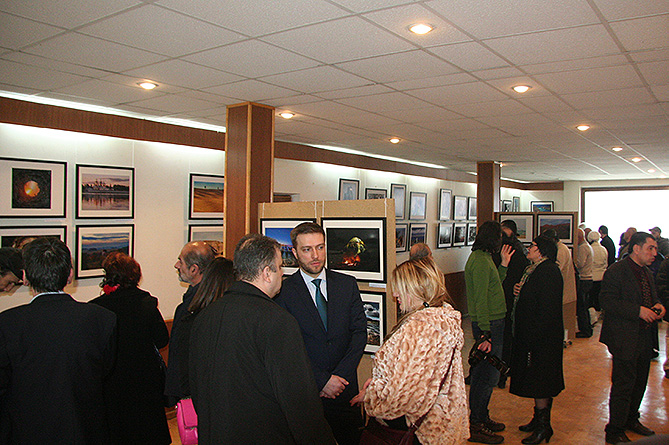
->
[626,420,654,436]
[575,332,591,338]
[484,417,506,432]
[468,422,504,444]
[605,431,630,444]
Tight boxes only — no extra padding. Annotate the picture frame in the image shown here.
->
[453,195,468,220]
[361,291,385,354]
[497,213,535,244]
[466,223,477,245]
[75,225,134,279]
[537,213,574,244]
[409,192,427,220]
[468,197,477,220]
[0,226,67,248]
[438,189,452,221]
[260,218,317,275]
[321,217,386,283]
[189,173,225,220]
[0,157,66,218]
[395,223,408,253]
[338,178,359,201]
[365,187,387,200]
[188,224,224,242]
[531,201,554,212]
[390,183,406,220]
[409,223,427,247]
[437,223,453,249]
[502,200,512,213]
[453,223,467,247]
[76,164,134,219]
[512,196,520,212]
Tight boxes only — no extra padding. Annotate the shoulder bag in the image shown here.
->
[176,397,198,445]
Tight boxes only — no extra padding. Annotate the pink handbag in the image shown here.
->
[176,398,198,444]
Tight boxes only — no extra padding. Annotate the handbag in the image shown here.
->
[176,398,198,445]
[360,348,456,445]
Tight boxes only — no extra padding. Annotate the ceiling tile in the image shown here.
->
[124,93,221,114]
[315,84,394,100]
[610,15,669,52]
[52,78,164,105]
[386,72,475,91]
[562,87,655,109]
[0,58,89,90]
[408,81,508,106]
[202,79,298,102]
[534,64,643,94]
[428,41,510,71]
[0,12,62,50]
[519,54,630,75]
[122,59,244,90]
[592,0,669,21]
[259,66,371,94]
[1,51,109,78]
[0,0,139,29]
[637,60,669,86]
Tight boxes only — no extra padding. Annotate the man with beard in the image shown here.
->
[276,222,366,444]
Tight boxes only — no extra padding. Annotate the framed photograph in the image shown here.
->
[437,223,453,249]
[439,189,452,220]
[189,173,224,220]
[390,183,406,220]
[497,213,535,244]
[76,165,134,219]
[395,223,408,253]
[0,226,67,248]
[409,192,427,220]
[365,188,387,200]
[531,201,554,212]
[502,200,512,213]
[512,196,520,212]
[75,225,134,279]
[261,218,317,275]
[453,223,467,247]
[339,178,359,200]
[453,195,468,220]
[361,291,385,354]
[466,223,477,245]
[537,213,574,244]
[321,218,386,283]
[0,157,66,218]
[468,197,477,220]
[188,224,224,242]
[409,223,427,247]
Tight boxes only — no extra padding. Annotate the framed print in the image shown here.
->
[339,178,359,201]
[0,226,67,248]
[365,188,387,200]
[390,183,406,220]
[0,157,66,218]
[502,200,512,213]
[361,291,385,354]
[512,196,520,212]
[453,223,467,247]
[261,218,317,275]
[76,225,134,279]
[409,192,427,220]
[322,218,386,283]
[537,213,574,244]
[466,223,477,245]
[439,189,452,220]
[76,165,134,219]
[531,201,554,212]
[188,224,224,242]
[437,223,453,249]
[409,223,427,247]
[395,223,408,253]
[189,173,224,220]
[453,195,467,220]
[468,197,477,220]
[497,213,534,244]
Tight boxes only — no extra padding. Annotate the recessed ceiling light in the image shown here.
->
[612,146,623,152]
[389,137,401,144]
[631,157,643,163]
[512,85,531,93]
[279,112,294,119]
[576,124,590,131]
[648,169,656,173]
[409,24,433,35]
[138,81,158,90]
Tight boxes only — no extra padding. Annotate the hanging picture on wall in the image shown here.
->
[0,226,67,248]
[188,224,224,242]
[390,183,406,220]
[512,196,520,212]
[76,225,134,279]
[261,218,317,275]
[365,188,387,199]
[338,178,359,200]
[0,157,66,218]
[439,189,452,220]
[453,223,467,247]
[531,201,554,212]
[322,218,386,282]
[453,195,467,220]
[502,200,512,213]
[361,291,385,354]
[76,165,134,219]
[409,192,427,220]
[497,213,534,244]
[437,223,453,249]
[537,213,574,244]
[395,223,408,252]
[466,223,477,245]
[468,197,477,220]
[409,223,427,247]
[189,173,225,220]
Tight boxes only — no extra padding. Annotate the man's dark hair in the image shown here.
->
[542,228,559,243]
[534,235,558,262]
[290,222,325,248]
[234,234,280,282]
[22,238,72,293]
[598,225,608,235]
[0,247,23,278]
[501,220,518,236]
[471,221,502,253]
[629,232,654,252]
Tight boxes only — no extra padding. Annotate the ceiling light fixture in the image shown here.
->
[512,85,531,93]
[138,81,158,90]
[648,169,656,173]
[389,138,401,144]
[279,112,294,119]
[576,124,590,131]
[612,146,623,152]
[409,24,433,35]
[631,157,643,163]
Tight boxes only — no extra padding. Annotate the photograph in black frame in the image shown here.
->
[437,223,452,249]
[409,223,427,247]
[76,225,134,279]
[468,197,477,220]
[76,164,134,219]
[365,188,387,199]
[512,196,520,212]
[0,226,67,248]
[531,201,554,212]
[502,200,512,213]
[439,189,452,220]
[453,223,467,247]
[189,173,225,220]
[395,223,408,252]
[0,157,66,218]
[188,225,224,242]
[361,291,385,354]
[537,213,574,244]
[390,183,406,220]
[322,218,386,282]
[453,195,467,220]
[409,191,427,220]
[339,178,359,201]
[497,213,534,244]
[466,223,477,245]
[261,218,317,275]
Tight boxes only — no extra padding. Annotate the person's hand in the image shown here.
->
[639,306,661,323]
[513,283,521,296]
[500,244,515,267]
[320,375,348,399]
[652,304,666,319]
[350,378,371,406]
[477,339,492,353]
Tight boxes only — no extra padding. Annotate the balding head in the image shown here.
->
[174,241,216,285]
[409,242,432,260]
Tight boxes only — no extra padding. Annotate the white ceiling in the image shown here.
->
[1,0,668,182]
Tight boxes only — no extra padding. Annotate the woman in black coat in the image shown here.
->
[510,235,564,444]
[91,252,171,445]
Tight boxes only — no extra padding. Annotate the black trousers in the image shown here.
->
[323,397,363,445]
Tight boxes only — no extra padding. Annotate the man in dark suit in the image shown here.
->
[0,238,117,443]
[276,222,367,444]
[599,225,617,266]
[600,232,665,444]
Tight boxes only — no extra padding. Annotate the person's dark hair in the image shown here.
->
[22,238,72,293]
[629,232,654,252]
[598,225,608,235]
[189,257,235,312]
[533,235,558,262]
[471,221,502,253]
[290,222,325,248]
[501,220,518,236]
[234,234,281,282]
[542,228,559,243]
[101,252,142,288]
[409,243,431,260]
[0,247,23,278]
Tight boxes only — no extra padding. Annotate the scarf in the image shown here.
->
[511,257,547,334]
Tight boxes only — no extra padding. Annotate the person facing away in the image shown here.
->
[409,242,433,260]
[599,225,617,266]
[588,230,608,313]
[617,227,637,260]
[189,234,335,444]
[649,226,669,257]
[0,238,117,444]
[0,247,23,293]
[575,228,594,338]
[275,222,366,444]
[89,252,171,445]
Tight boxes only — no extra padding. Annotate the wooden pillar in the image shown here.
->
[224,102,275,257]
[476,161,500,226]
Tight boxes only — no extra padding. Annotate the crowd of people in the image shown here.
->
[0,219,666,444]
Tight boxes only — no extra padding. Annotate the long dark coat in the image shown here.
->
[510,260,565,398]
[91,287,171,445]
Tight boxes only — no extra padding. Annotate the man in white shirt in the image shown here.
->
[575,229,594,338]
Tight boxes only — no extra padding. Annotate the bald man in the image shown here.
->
[409,242,433,260]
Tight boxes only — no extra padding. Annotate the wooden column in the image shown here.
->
[476,161,500,226]
[224,102,275,257]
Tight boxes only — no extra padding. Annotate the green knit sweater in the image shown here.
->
[464,249,507,331]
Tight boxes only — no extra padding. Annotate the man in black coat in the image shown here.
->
[599,225,617,266]
[0,238,117,444]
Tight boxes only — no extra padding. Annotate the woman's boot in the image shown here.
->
[521,407,553,444]
[519,407,540,432]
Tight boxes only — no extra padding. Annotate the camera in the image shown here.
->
[468,337,510,377]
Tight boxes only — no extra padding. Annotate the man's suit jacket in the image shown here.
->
[0,293,117,443]
[599,258,659,360]
[276,269,366,402]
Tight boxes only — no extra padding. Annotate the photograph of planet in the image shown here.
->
[12,168,51,209]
